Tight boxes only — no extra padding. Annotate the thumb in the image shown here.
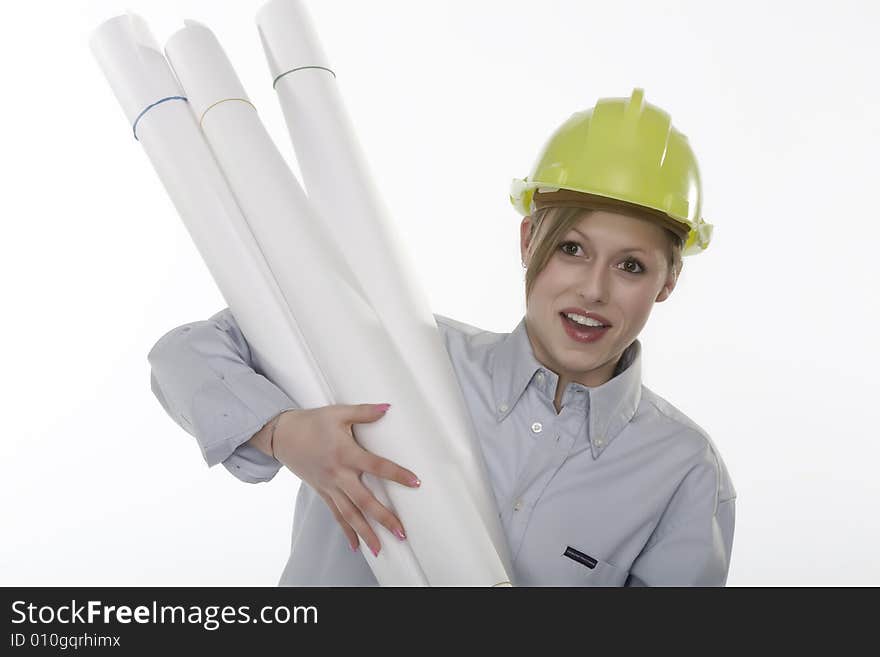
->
[345,402,391,426]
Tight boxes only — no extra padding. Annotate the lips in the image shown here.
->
[559,313,611,344]
[558,307,612,326]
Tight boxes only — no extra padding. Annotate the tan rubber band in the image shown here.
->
[199,97,257,129]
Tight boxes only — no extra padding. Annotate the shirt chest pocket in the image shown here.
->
[549,542,630,587]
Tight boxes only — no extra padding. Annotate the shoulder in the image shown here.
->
[431,314,511,387]
[638,385,737,506]
[432,313,508,350]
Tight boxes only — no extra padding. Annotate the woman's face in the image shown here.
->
[521,209,677,389]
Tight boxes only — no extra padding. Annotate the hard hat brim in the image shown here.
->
[531,189,692,243]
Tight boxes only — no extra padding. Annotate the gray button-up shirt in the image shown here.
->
[148,308,736,586]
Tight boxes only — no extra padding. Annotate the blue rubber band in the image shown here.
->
[132,96,188,140]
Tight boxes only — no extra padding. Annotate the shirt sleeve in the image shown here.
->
[625,442,736,587]
[147,307,299,484]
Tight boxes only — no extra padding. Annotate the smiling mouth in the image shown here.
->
[559,312,612,343]
[559,312,610,328]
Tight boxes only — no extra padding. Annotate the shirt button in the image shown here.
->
[531,422,543,433]
[499,404,508,413]
[536,372,545,383]
[593,436,605,447]
[514,500,523,511]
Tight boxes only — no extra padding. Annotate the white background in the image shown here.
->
[2,0,878,586]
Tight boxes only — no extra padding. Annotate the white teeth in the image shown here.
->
[564,312,605,327]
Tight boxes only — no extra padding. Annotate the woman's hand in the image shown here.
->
[251,404,420,557]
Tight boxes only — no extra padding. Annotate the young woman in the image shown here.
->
[148,88,736,586]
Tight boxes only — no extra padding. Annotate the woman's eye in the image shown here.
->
[559,243,644,274]
[618,258,645,274]
[559,241,583,257]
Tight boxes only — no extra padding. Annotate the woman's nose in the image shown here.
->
[577,263,610,304]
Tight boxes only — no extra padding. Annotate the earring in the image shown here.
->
[521,262,527,269]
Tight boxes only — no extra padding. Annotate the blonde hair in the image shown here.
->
[524,205,684,300]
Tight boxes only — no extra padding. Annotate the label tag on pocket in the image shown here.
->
[563,546,598,569]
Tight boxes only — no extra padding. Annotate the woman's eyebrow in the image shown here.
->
[567,227,650,256]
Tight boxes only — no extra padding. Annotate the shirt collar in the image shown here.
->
[487,316,643,458]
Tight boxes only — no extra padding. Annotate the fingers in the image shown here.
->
[315,402,420,559]
[340,473,408,554]
[331,490,383,557]
[357,450,421,489]
[356,479,407,542]
[318,491,359,552]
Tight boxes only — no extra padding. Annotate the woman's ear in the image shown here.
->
[520,216,533,265]
[655,285,673,303]
[655,263,680,302]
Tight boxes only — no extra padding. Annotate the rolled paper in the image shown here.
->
[164,19,427,585]
[166,17,513,586]
[89,13,335,423]
[257,0,514,585]
[92,12,431,585]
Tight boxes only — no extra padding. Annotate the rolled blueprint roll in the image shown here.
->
[165,19,514,586]
[163,20,424,585]
[88,14,335,428]
[91,12,430,585]
[256,0,515,585]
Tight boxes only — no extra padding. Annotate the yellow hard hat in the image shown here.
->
[510,88,713,256]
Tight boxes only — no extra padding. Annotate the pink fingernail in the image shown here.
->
[393,528,406,541]
[376,403,391,412]
[371,546,380,557]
